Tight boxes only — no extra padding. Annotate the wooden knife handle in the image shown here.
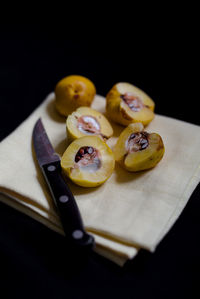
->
[41,161,95,250]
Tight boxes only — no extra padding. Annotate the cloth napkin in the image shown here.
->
[0,93,200,266]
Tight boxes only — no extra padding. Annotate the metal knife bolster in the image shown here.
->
[41,160,94,249]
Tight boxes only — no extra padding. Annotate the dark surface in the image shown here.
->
[0,23,199,298]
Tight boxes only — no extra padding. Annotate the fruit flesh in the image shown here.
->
[113,123,165,172]
[106,82,155,126]
[120,100,155,126]
[66,106,113,142]
[77,116,101,134]
[55,75,96,116]
[61,136,115,187]
[116,83,155,111]
[121,93,144,112]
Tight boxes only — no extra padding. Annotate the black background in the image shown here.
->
[0,18,199,299]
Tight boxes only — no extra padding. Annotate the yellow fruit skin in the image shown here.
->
[106,83,155,126]
[55,75,96,116]
[66,125,78,144]
[61,136,115,187]
[106,89,122,122]
[68,174,110,188]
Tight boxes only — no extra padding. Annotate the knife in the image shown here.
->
[32,118,95,250]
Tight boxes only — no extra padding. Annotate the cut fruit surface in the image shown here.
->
[61,136,115,187]
[113,123,165,172]
[116,83,155,111]
[66,106,113,142]
[106,82,155,126]
[113,123,144,162]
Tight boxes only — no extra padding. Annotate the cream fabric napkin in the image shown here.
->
[0,93,200,266]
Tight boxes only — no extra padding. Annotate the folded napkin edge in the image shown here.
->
[0,188,142,251]
[154,163,200,247]
[87,227,141,250]
[0,192,138,265]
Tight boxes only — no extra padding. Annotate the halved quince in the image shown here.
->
[66,107,113,142]
[113,123,165,172]
[61,136,115,187]
[106,82,155,126]
[55,75,96,116]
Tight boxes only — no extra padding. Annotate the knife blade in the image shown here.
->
[32,118,95,250]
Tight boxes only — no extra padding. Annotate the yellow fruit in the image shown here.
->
[106,82,155,126]
[66,106,113,142]
[61,136,115,187]
[55,75,96,116]
[113,123,165,172]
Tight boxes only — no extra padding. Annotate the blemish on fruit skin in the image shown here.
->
[156,138,164,151]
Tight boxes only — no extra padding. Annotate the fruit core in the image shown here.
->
[121,92,144,112]
[77,115,101,135]
[126,132,149,153]
[74,146,101,171]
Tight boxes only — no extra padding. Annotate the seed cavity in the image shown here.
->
[121,92,144,112]
[77,115,101,135]
[127,132,149,153]
[74,146,101,172]
[77,115,108,140]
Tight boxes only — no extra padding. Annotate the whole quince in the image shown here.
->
[55,75,96,116]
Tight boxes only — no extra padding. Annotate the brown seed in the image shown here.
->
[75,155,81,162]
[129,133,136,140]
[79,148,85,156]
[84,147,88,154]
[139,139,147,144]
[141,143,148,149]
